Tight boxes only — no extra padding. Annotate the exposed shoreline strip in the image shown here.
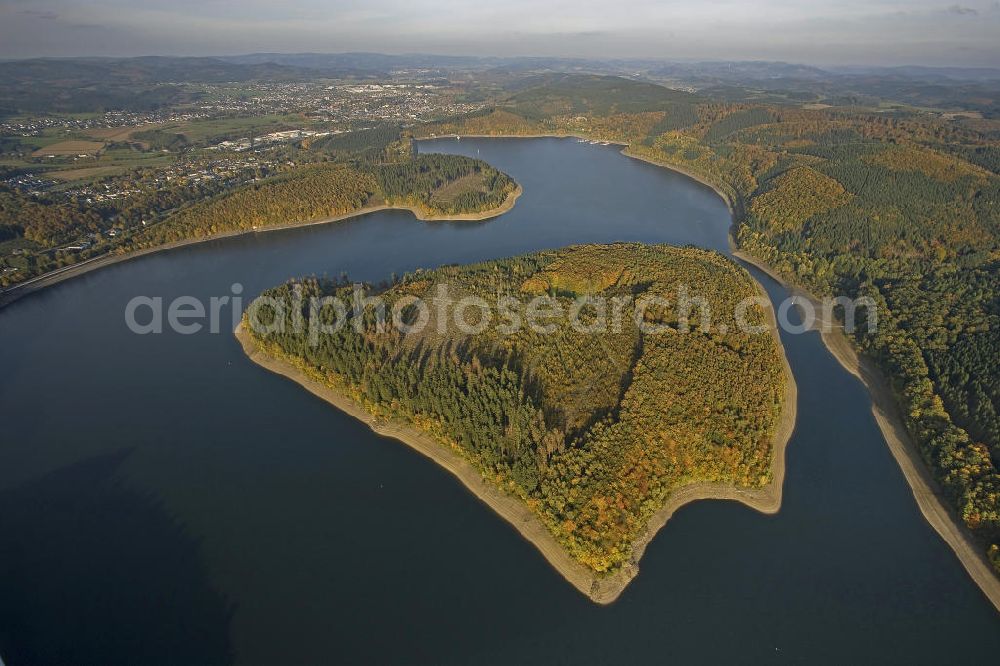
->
[235,260,798,604]
[429,134,1000,610]
[11,131,995,609]
[732,249,1000,614]
[593,135,1000,612]
[0,185,521,310]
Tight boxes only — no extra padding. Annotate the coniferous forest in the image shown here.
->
[418,74,1000,572]
[0,130,516,283]
[125,152,516,249]
[245,243,787,573]
[3,67,999,579]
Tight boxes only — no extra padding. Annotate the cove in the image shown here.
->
[0,137,998,664]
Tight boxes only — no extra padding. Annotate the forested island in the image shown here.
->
[238,243,794,600]
[2,59,998,606]
[415,74,1000,592]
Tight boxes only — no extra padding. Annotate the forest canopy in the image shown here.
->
[418,75,1000,573]
[125,153,517,250]
[244,243,788,574]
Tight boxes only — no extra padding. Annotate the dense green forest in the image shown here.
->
[125,163,378,247]
[0,189,104,247]
[308,124,409,163]
[124,153,516,249]
[417,74,1000,572]
[733,124,1000,572]
[245,243,787,573]
[371,153,516,215]
[129,129,190,152]
[0,130,517,286]
[4,68,999,575]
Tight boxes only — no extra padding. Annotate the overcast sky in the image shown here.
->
[1,0,998,67]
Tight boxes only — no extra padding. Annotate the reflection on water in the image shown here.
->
[0,450,233,664]
[0,138,997,663]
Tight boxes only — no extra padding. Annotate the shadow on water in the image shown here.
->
[1,137,999,663]
[0,450,233,665]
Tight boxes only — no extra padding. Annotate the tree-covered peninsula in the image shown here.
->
[417,73,1000,581]
[125,152,519,249]
[0,128,519,286]
[238,243,793,599]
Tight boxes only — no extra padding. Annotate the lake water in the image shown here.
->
[1,137,998,664]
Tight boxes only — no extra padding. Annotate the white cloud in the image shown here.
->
[0,0,997,66]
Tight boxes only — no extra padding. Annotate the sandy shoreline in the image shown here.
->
[421,134,734,210]
[11,130,995,610]
[733,249,1000,613]
[234,322,621,601]
[620,148,742,215]
[233,134,799,604]
[235,256,798,604]
[423,132,610,141]
[257,131,1000,610]
[613,135,1000,611]
[0,185,521,310]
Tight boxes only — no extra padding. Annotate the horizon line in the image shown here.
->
[0,51,998,73]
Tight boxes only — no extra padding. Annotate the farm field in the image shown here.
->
[31,139,105,157]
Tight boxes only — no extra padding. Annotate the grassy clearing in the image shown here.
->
[47,165,131,182]
[84,125,153,142]
[31,140,105,158]
[163,114,308,143]
[428,172,485,208]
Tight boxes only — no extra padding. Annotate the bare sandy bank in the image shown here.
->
[235,263,797,604]
[402,133,1000,610]
[0,185,521,310]
[423,132,608,141]
[609,132,1000,612]
[619,147,741,215]
[609,273,798,595]
[733,249,1000,614]
[425,135,739,217]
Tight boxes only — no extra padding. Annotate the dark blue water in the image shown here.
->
[0,138,997,664]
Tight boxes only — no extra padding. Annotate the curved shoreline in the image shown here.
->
[619,147,741,215]
[596,277,798,600]
[416,133,1000,610]
[733,249,1000,614]
[235,256,798,604]
[421,134,742,217]
[0,185,522,310]
[12,130,994,610]
[600,134,1000,612]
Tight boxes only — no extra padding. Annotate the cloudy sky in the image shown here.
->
[1,0,998,67]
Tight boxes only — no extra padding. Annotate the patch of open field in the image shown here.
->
[32,140,105,158]
[15,134,67,151]
[430,172,485,207]
[47,165,128,182]
[941,111,984,120]
[166,114,309,142]
[85,125,155,142]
